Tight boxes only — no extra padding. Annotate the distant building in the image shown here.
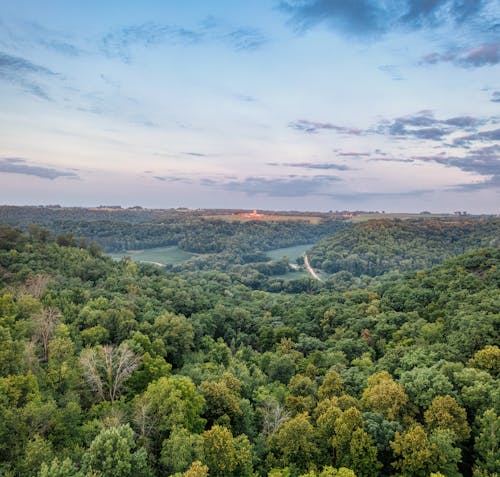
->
[238,209,264,218]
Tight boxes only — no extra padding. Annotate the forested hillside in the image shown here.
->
[0,206,348,254]
[0,225,498,477]
[308,218,500,276]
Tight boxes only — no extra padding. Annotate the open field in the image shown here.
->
[109,246,195,265]
[202,214,323,224]
[266,243,314,261]
[349,213,468,222]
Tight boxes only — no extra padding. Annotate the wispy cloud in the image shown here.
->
[267,161,353,171]
[369,157,416,163]
[378,64,404,80]
[0,51,56,99]
[326,189,433,200]
[280,0,385,37]
[23,21,83,56]
[289,119,363,135]
[491,91,500,103]
[377,110,488,140]
[0,19,83,58]
[280,0,493,38]
[452,175,500,191]
[101,23,203,61]
[153,175,193,184]
[454,128,500,145]
[0,158,79,180]
[337,151,371,157]
[290,110,492,141]
[203,175,342,197]
[414,145,500,174]
[182,152,208,157]
[413,145,500,190]
[234,93,257,103]
[422,41,500,68]
[220,27,268,51]
[100,20,268,61]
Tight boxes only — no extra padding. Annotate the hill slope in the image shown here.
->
[308,218,500,276]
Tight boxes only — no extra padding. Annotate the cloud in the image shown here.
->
[400,0,487,27]
[38,39,81,57]
[267,161,353,170]
[234,93,257,102]
[326,188,432,199]
[0,51,56,99]
[280,0,384,37]
[289,119,363,135]
[492,91,500,102]
[379,110,487,140]
[101,23,203,61]
[0,51,54,75]
[153,175,193,184]
[454,128,500,144]
[200,178,217,186]
[378,64,404,80]
[221,27,268,51]
[204,175,342,197]
[369,157,416,163]
[182,152,208,157]
[422,41,500,67]
[100,20,268,61]
[413,145,500,190]
[0,158,79,180]
[279,0,492,38]
[15,20,83,57]
[290,110,494,142]
[337,151,371,157]
[452,175,500,191]
[461,42,500,67]
[0,19,83,61]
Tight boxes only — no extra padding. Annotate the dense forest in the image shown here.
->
[0,206,348,255]
[308,218,500,277]
[0,223,498,477]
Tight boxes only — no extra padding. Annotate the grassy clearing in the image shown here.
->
[266,243,314,261]
[202,214,323,224]
[109,246,195,265]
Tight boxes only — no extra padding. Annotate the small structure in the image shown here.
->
[238,209,264,218]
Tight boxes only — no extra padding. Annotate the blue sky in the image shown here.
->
[0,0,499,212]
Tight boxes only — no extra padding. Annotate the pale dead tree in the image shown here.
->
[133,395,157,441]
[261,398,290,437]
[33,307,61,361]
[22,273,53,299]
[80,343,140,403]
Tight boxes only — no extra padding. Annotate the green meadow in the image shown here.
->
[109,246,195,265]
[265,243,314,261]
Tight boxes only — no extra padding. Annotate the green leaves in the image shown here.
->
[82,424,149,477]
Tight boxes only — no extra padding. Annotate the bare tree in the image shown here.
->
[133,395,157,441]
[23,273,53,299]
[80,343,140,402]
[33,306,61,361]
[261,397,290,437]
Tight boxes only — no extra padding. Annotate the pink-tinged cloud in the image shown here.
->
[422,41,500,67]
[461,42,500,67]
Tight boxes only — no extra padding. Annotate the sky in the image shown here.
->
[0,0,499,213]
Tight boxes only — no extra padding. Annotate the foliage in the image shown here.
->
[309,218,500,276]
[0,223,498,476]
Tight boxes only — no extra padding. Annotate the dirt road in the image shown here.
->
[304,254,322,281]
